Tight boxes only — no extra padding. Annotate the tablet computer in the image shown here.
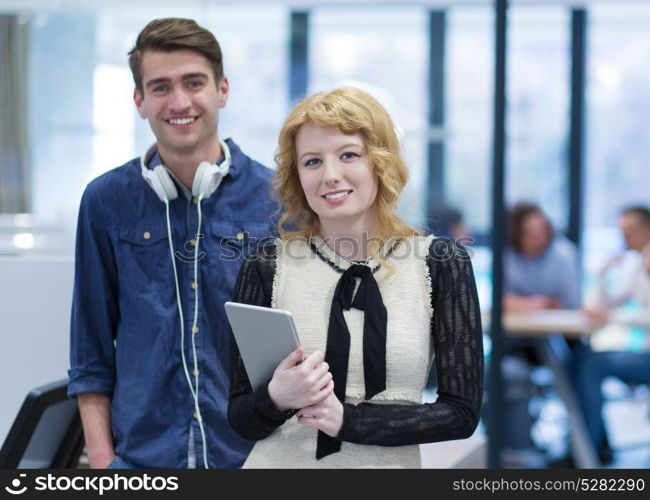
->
[225,302,301,391]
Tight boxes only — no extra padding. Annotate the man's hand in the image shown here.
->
[583,306,610,328]
[268,348,334,412]
[88,451,116,469]
[297,391,344,438]
[77,393,116,469]
[599,254,624,278]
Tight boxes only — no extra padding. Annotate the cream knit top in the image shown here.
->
[243,235,435,468]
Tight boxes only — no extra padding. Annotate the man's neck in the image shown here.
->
[157,138,223,191]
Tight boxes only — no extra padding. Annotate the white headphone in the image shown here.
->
[140,140,232,202]
[139,141,231,469]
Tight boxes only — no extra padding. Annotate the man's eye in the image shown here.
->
[152,85,168,93]
[187,81,204,89]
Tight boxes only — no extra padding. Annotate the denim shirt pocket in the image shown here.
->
[116,222,172,285]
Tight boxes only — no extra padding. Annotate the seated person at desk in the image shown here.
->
[572,206,650,465]
[498,203,582,459]
[504,202,580,312]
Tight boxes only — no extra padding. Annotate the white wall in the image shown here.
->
[0,256,73,444]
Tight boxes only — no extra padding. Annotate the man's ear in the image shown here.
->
[217,76,229,108]
[134,88,147,118]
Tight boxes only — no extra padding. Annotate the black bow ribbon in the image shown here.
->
[316,264,388,460]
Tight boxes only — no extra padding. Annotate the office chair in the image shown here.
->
[0,379,84,468]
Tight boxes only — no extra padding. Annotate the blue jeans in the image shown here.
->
[571,350,650,451]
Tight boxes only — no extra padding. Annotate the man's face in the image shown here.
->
[133,49,228,157]
[520,213,551,257]
[619,213,650,252]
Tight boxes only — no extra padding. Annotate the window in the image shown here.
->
[507,6,570,231]
[583,2,650,283]
[22,3,288,251]
[446,5,494,236]
[310,6,428,229]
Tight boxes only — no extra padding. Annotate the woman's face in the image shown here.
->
[295,122,378,233]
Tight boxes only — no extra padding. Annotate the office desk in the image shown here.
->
[501,309,600,468]
[504,309,595,338]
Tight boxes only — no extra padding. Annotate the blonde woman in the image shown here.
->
[228,87,483,468]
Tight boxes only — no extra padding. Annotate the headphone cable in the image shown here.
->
[164,198,208,468]
[192,193,209,469]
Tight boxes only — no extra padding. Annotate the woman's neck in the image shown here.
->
[318,213,376,261]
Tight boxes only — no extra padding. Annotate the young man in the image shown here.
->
[67,18,275,468]
[594,206,650,322]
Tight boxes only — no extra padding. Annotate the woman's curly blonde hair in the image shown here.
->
[273,87,419,267]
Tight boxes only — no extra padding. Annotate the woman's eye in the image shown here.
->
[304,158,321,167]
[341,152,360,160]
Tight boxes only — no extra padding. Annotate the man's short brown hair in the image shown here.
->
[621,206,650,227]
[128,18,223,93]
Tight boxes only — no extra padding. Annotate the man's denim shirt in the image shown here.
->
[68,138,275,468]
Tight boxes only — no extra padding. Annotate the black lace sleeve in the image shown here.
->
[338,238,484,446]
[227,245,294,440]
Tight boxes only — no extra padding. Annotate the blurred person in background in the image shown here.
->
[571,206,650,465]
[589,206,650,327]
[427,204,470,242]
[498,203,582,461]
[504,202,581,312]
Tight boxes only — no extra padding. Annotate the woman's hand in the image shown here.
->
[297,391,344,438]
[267,348,334,412]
